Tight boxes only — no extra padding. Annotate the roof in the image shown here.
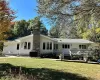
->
[40,35,57,41]
[15,34,33,41]
[53,38,94,44]
[5,34,93,44]
[6,34,57,43]
[16,34,57,41]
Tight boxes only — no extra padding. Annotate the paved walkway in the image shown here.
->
[0,56,99,64]
[49,59,99,64]
[0,56,29,58]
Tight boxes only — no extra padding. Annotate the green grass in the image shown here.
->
[0,58,100,80]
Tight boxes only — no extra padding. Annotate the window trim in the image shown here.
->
[62,44,70,49]
[79,45,87,49]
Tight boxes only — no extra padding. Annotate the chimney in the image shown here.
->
[33,29,40,51]
[30,28,40,57]
[30,18,41,57]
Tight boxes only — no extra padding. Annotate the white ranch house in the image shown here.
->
[3,34,94,57]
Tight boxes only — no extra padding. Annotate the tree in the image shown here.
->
[36,0,81,38]
[49,26,61,38]
[12,20,29,38]
[37,0,75,30]
[74,0,100,37]
[37,0,100,38]
[40,26,48,35]
[69,26,80,39]
[49,25,80,38]
[83,27,100,43]
[8,17,48,40]
[0,0,15,40]
[28,17,48,35]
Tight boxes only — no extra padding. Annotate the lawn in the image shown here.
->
[0,58,100,80]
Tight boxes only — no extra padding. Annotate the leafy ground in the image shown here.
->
[0,58,100,80]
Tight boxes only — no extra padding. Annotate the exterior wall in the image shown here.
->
[3,36,33,56]
[40,36,54,54]
[57,43,90,53]
[20,35,55,55]
[3,42,19,55]
[71,43,80,50]
[3,35,55,56]
[3,34,93,56]
[19,37,33,56]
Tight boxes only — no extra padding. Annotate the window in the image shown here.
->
[62,44,70,49]
[79,45,87,49]
[17,44,19,50]
[56,44,58,49]
[43,42,53,50]
[28,42,31,49]
[84,45,86,49]
[54,44,56,50]
[24,42,27,49]
[43,42,45,50]
[50,42,52,50]
[54,44,58,50]
[79,45,81,49]
[47,42,49,50]
[62,44,64,48]
[68,45,70,49]
[65,44,67,48]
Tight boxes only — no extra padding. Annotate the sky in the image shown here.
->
[9,0,51,30]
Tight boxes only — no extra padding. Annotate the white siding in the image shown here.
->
[40,35,54,54]
[3,36,33,56]
[19,37,33,56]
[3,34,93,56]
[3,42,19,55]
[3,35,55,56]
[57,43,89,53]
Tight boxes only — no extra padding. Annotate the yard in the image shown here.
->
[0,58,100,80]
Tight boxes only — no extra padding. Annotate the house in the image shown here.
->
[3,34,94,57]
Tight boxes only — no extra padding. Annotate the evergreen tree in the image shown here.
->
[28,17,48,35]
[8,17,48,40]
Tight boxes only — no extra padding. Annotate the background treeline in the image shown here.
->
[7,17,48,40]
[39,0,100,44]
[49,23,100,43]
